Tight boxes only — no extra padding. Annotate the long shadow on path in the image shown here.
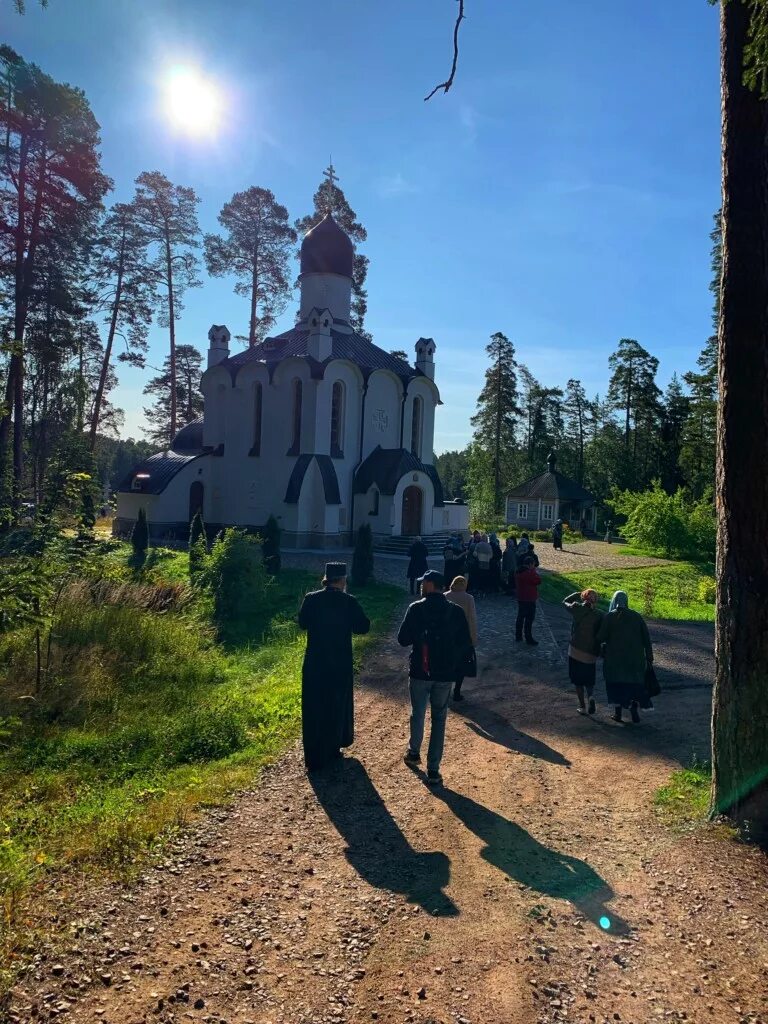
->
[311,757,458,917]
[434,785,630,934]
[457,704,572,767]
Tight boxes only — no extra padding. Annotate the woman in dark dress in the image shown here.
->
[406,536,429,595]
[596,590,654,723]
[298,562,370,770]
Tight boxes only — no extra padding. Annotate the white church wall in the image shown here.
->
[362,371,403,457]
[114,459,210,543]
[314,362,364,458]
[300,273,352,322]
[431,503,470,533]
[201,365,231,449]
[404,379,438,464]
[392,471,436,536]
[354,487,395,538]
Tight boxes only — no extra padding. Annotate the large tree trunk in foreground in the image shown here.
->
[711,0,768,832]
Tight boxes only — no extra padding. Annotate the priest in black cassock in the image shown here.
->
[298,562,371,771]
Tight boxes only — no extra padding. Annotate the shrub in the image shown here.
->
[351,523,374,587]
[188,511,207,579]
[261,515,281,575]
[200,530,274,640]
[131,508,149,561]
[608,482,715,560]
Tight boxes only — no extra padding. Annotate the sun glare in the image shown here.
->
[163,67,222,135]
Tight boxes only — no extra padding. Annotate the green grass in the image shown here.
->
[0,552,402,991]
[654,760,712,829]
[539,562,716,622]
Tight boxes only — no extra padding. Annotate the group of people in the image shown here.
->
[298,549,656,785]
[406,530,545,599]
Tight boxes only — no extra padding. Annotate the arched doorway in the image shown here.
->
[401,485,423,536]
[189,481,204,521]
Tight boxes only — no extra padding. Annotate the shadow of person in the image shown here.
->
[433,785,630,934]
[458,705,572,768]
[310,757,458,917]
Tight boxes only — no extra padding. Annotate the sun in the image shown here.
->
[163,67,222,135]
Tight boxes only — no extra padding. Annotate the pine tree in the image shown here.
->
[351,523,374,587]
[606,338,661,488]
[562,379,592,485]
[261,514,281,575]
[469,332,519,517]
[131,506,149,560]
[295,173,370,337]
[659,375,690,493]
[188,509,207,579]
[204,187,297,348]
[143,344,203,447]
[133,171,201,440]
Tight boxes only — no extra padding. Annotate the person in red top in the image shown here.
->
[515,556,542,646]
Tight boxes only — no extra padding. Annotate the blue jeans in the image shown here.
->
[408,679,453,772]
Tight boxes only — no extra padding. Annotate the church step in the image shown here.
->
[374,532,455,557]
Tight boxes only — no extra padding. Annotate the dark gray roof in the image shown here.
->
[223,325,420,381]
[354,447,444,506]
[507,470,595,502]
[170,417,204,455]
[300,214,354,278]
[284,454,341,505]
[117,450,205,495]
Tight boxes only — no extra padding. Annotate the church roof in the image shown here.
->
[170,417,204,455]
[508,455,595,502]
[300,213,354,278]
[116,450,206,495]
[354,447,444,506]
[284,454,341,505]
[223,325,421,382]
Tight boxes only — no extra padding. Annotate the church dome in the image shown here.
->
[170,417,204,455]
[300,213,354,278]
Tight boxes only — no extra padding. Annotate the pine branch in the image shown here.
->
[425,0,466,101]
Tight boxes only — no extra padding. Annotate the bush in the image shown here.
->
[261,515,281,575]
[608,482,716,560]
[188,510,207,579]
[131,508,149,561]
[200,529,274,640]
[351,523,374,587]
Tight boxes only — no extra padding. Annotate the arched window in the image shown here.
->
[251,381,263,456]
[290,378,303,453]
[410,396,423,458]
[370,488,380,516]
[330,380,345,456]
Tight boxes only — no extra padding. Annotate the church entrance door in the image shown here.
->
[401,486,423,536]
[189,481,204,521]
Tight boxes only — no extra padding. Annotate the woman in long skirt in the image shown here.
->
[596,591,654,723]
[563,589,603,714]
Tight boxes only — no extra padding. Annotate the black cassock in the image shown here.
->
[298,586,370,770]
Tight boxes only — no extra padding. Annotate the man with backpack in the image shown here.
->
[397,570,472,785]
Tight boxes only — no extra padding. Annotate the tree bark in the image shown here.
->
[711,0,768,832]
[164,228,177,443]
[249,228,260,348]
[89,226,126,450]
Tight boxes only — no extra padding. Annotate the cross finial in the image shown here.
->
[323,159,339,188]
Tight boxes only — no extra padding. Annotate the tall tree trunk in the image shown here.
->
[164,230,177,443]
[494,360,502,515]
[249,231,259,348]
[711,0,768,832]
[89,228,126,450]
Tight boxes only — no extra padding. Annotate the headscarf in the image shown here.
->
[581,588,598,606]
[450,575,467,591]
[489,533,498,545]
[609,590,629,612]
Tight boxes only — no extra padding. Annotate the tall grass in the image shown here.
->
[0,557,402,994]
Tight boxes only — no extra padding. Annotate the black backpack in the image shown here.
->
[418,601,460,680]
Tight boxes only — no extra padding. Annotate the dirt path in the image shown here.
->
[9,597,767,1024]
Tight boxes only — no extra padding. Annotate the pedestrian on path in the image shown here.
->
[515,556,542,646]
[298,562,371,771]
[445,575,478,702]
[596,590,654,724]
[563,589,603,715]
[406,536,429,595]
[552,519,564,551]
[502,536,518,595]
[398,570,471,785]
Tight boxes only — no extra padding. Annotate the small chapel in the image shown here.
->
[115,203,469,548]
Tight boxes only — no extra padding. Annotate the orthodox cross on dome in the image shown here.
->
[323,159,339,187]
[321,159,340,214]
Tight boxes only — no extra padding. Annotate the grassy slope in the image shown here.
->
[539,561,716,622]
[0,551,401,984]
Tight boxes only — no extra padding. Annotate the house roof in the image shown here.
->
[116,450,206,495]
[300,213,354,278]
[508,469,595,503]
[354,446,444,506]
[222,324,421,382]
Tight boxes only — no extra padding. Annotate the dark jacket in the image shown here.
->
[515,567,541,603]
[298,586,370,769]
[563,593,603,657]
[406,540,429,579]
[596,608,653,688]
[397,592,471,682]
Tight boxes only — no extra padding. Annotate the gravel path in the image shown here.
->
[9,591,767,1024]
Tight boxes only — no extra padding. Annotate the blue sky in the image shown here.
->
[7,0,721,454]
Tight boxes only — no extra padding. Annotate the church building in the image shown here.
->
[115,209,468,548]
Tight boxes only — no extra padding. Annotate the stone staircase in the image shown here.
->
[374,532,455,557]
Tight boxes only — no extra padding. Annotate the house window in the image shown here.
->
[517,502,529,520]
[410,396,423,458]
[251,381,263,456]
[370,488,380,516]
[542,503,554,521]
[330,380,345,456]
[290,378,302,453]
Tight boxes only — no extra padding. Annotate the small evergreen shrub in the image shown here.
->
[188,510,207,579]
[201,529,274,640]
[131,508,149,561]
[351,523,374,587]
[261,515,281,575]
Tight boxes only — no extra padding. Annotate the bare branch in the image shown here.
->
[424,0,465,102]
